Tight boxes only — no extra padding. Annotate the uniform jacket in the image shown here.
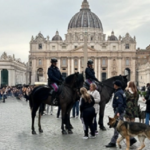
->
[88,90,100,114]
[145,87,150,113]
[47,65,63,84]
[85,67,98,81]
[112,88,126,114]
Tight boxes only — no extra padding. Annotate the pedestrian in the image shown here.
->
[124,81,139,145]
[144,83,150,125]
[80,87,95,139]
[106,80,126,148]
[88,83,100,135]
[72,100,79,118]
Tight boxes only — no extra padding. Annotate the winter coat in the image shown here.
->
[47,65,63,84]
[85,67,98,81]
[88,90,100,114]
[125,89,139,119]
[80,95,95,118]
[145,88,150,113]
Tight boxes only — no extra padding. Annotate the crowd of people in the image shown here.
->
[0,85,35,102]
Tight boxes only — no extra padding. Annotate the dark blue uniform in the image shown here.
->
[47,65,63,84]
[110,88,126,144]
[112,88,126,114]
[85,67,98,81]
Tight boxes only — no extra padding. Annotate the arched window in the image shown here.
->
[38,43,42,49]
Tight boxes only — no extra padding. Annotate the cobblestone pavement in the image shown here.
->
[0,97,149,150]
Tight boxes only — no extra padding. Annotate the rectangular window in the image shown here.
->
[38,44,42,49]
[30,61,32,66]
[62,58,67,67]
[125,44,130,49]
[126,59,130,66]
[113,46,116,50]
[39,59,42,66]
[52,46,55,50]
[74,46,78,49]
[62,46,66,49]
[91,46,94,49]
[62,73,67,79]
[101,73,107,81]
[102,59,106,67]
[74,59,78,67]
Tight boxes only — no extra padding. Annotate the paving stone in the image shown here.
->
[0,97,149,150]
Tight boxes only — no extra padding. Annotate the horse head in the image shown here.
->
[113,75,128,90]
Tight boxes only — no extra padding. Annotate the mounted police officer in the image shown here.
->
[47,58,64,102]
[85,59,99,86]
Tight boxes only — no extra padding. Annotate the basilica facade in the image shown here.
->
[29,0,149,86]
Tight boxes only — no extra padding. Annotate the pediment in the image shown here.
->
[69,46,97,52]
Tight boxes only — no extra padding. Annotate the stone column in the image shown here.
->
[71,58,74,74]
[118,58,122,75]
[78,58,81,73]
[83,32,88,78]
[107,58,111,78]
[0,69,1,87]
[8,70,12,86]
[68,58,71,75]
[94,58,97,78]
[58,58,61,68]
[98,58,101,81]
[32,59,36,84]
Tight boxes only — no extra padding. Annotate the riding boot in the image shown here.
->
[51,90,58,105]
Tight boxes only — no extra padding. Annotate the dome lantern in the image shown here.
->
[81,0,90,9]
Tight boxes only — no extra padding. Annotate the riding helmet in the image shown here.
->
[87,59,93,65]
[51,58,58,63]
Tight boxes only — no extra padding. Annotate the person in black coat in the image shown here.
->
[144,83,150,125]
[85,59,99,86]
[80,87,95,139]
[47,58,64,99]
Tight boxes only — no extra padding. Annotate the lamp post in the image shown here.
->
[83,29,88,78]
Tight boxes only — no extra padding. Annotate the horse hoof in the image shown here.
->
[39,129,43,133]
[68,130,73,134]
[62,130,67,135]
[32,131,37,135]
[100,126,106,131]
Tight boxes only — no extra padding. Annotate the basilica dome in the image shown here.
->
[68,0,103,31]
[52,31,62,41]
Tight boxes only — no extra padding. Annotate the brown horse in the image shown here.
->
[29,72,84,135]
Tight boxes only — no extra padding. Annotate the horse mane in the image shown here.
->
[65,74,75,84]
[77,73,84,83]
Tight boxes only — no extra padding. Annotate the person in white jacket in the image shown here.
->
[88,83,100,134]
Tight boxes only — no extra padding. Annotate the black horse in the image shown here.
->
[29,72,84,135]
[97,75,128,130]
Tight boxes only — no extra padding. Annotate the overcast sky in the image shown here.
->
[0,0,150,62]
